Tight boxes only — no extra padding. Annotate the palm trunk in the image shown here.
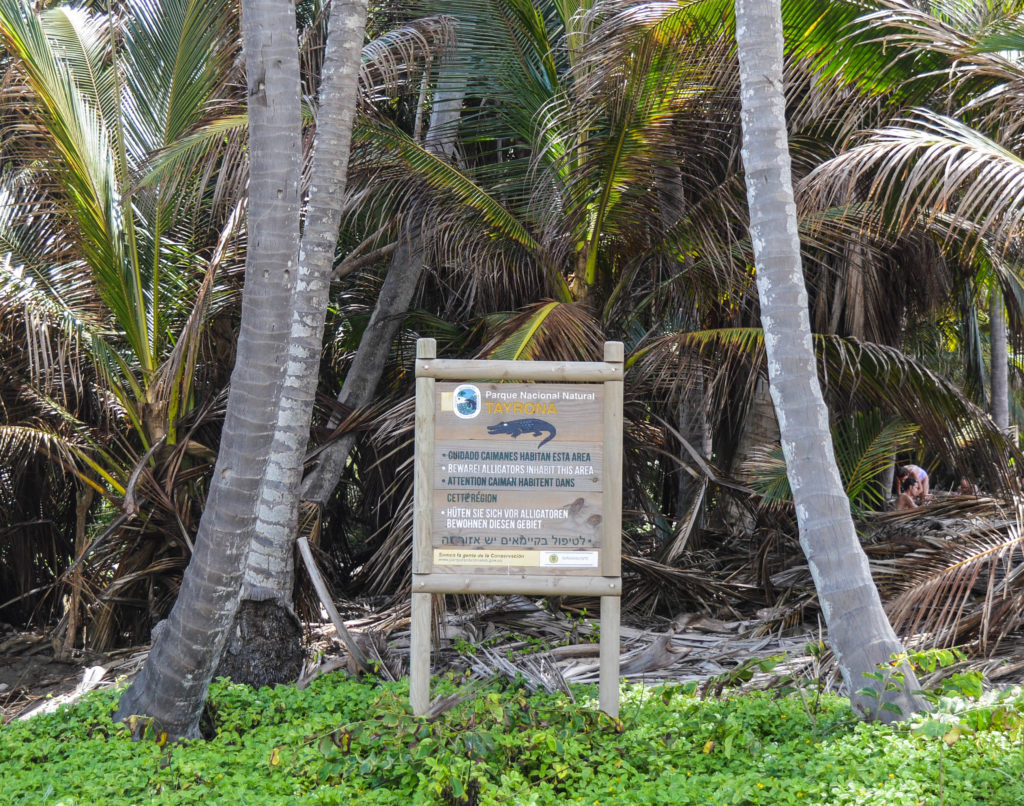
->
[114,0,303,739]
[735,0,924,721]
[990,286,1009,431]
[216,0,369,687]
[302,79,465,506]
[302,221,427,505]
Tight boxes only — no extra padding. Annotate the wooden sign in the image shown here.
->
[410,340,624,718]
[432,381,604,574]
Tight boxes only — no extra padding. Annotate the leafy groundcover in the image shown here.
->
[1,672,1022,805]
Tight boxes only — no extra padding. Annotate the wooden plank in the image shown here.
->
[599,594,621,717]
[413,339,436,575]
[417,359,622,382]
[432,489,604,550]
[409,592,432,715]
[602,342,624,577]
[429,547,601,576]
[412,573,621,597]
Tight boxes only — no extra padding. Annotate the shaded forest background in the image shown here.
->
[4,0,1024,669]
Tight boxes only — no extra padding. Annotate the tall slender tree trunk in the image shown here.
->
[302,221,427,505]
[216,0,369,687]
[990,286,1009,432]
[115,0,303,739]
[734,0,925,720]
[302,79,465,506]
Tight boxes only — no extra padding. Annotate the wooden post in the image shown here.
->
[602,341,623,577]
[411,338,436,714]
[410,592,431,714]
[600,594,620,717]
[600,341,623,716]
[413,339,436,575]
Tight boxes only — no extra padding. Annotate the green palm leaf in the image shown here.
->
[481,300,603,361]
[633,328,1017,490]
[745,413,920,514]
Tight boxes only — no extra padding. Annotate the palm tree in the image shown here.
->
[802,0,1024,436]
[114,0,306,738]
[0,0,245,647]
[305,0,1021,613]
[217,0,372,686]
[734,0,924,719]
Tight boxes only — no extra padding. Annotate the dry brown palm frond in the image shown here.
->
[631,328,1018,493]
[358,486,414,597]
[344,126,543,316]
[630,327,764,418]
[623,554,755,616]
[467,646,571,696]
[863,494,1024,653]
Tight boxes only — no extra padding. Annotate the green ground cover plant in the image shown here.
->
[1,669,1022,806]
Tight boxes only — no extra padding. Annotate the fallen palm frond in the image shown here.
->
[623,554,756,615]
[869,497,1024,654]
[467,646,573,697]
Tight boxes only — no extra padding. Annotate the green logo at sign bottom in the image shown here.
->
[548,554,559,564]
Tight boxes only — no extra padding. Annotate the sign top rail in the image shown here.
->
[415,339,624,382]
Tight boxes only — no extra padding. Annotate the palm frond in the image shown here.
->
[874,509,1024,652]
[632,328,1018,490]
[481,300,604,361]
[745,413,920,515]
[804,109,1024,245]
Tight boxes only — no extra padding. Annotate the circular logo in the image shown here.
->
[453,384,481,419]
[548,554,559,564]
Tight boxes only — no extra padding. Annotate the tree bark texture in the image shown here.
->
[302,220,427,504]
[217,0,369,686]
[734,0,925,720]
[115,0,303,739]
[302,78,466,505]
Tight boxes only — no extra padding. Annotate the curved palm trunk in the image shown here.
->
[302,81,465,507]
[114,0,303,739]
[990,287,1009,431]
[217,0,369,687]
[302,222,427,505]
[735,0,924,721]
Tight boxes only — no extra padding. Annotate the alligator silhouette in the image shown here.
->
[487,418,557,448]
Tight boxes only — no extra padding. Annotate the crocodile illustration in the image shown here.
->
[487,418,557,448]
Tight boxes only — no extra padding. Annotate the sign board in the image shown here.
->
[432,381,604,573]
[409,339,623,718]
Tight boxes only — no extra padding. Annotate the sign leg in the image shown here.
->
[599,594,620,717]
[410,592,432,715]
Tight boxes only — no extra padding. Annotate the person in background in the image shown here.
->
[895,474,922,510]
[901,464,930,500]
[956,476,979,496]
